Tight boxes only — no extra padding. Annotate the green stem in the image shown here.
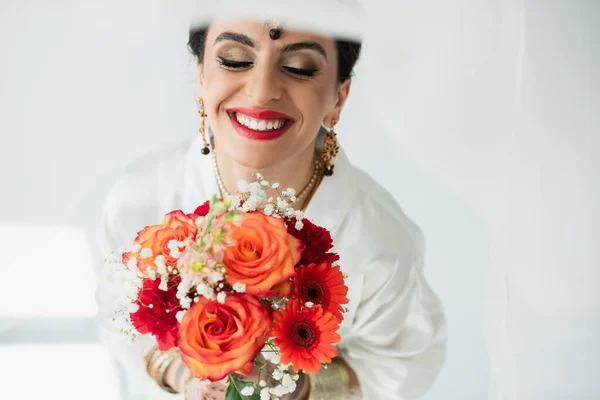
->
[227,375,243,397]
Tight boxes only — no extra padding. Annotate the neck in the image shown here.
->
[213,138,318,209]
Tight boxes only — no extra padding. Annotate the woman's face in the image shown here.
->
[197,19,351,169]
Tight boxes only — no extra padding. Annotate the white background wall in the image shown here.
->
[1,1,598,399]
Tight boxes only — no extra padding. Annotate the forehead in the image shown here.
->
[206,19,336,49]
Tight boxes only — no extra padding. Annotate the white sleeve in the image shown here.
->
[94,180,181,400]
[340,254,446,400]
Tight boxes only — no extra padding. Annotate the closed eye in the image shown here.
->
[217,57,253,69]
[282,66,319,77]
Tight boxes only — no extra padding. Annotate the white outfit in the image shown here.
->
[95,136,446,400]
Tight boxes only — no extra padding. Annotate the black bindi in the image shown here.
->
[269,28,281,40]
[265,18,283,40]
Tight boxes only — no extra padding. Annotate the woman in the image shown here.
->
[96,15,446,400]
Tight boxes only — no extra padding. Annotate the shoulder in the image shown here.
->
[99,137,195,251]
[336,165,424,268]
[109,138,194,198]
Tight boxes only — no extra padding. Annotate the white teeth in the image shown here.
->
[234,113,287,131]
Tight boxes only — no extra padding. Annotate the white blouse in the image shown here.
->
[95,135,446,400]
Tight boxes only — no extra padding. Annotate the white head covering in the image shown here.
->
[188,0,365,40]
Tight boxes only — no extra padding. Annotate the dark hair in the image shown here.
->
[188,27,361,83]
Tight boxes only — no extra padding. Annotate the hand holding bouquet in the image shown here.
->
[107,174,349,399]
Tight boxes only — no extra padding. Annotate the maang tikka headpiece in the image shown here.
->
[264,18,283,40]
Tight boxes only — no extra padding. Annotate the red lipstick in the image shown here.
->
[226,107,295,141]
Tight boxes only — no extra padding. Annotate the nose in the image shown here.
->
[244,61,282,105]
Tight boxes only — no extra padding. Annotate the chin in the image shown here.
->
[234,152,279,171]
[216,129,287,170]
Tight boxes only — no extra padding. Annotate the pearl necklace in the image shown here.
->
[211,147,321,204]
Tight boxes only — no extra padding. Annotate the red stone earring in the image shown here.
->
[198,99,210,155]
[322,120,339,176]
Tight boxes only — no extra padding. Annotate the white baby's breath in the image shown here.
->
[260,388,270,400]
[158,276,168,291]
[211,271,224,284]
[248,182,262,195]
[176,310,187,323]
[180,297,192,309]
[217,291,226,304]
[126,258,138,273]
[155,255,167,274]
[140,248,152,259]
[177,278,192,299]
[263,204,274,216]
[196,282,214,299]
[281,374,292,387]
[240,386,255,396]
[272,369,283,381]
[232,282,247,293]
[167,239,182,258]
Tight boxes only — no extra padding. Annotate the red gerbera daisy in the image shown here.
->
[271,299,341,374]
[129,276,182,351]
[287,218,340,265]
[293,262,349,322]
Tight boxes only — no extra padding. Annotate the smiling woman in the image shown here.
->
[95,12,446,400]
[188,20,360,206]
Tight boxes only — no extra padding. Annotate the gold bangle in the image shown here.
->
[156,348,181,393]
[307,361,350,400]
[147,347,180,394]
[144,345,161,369]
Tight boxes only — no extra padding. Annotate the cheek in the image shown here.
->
[203,65,243,116]
[294,84,334,128]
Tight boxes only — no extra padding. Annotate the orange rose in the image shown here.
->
[122,210,197,277]
[178,293,270,381]
[223,212,304,297]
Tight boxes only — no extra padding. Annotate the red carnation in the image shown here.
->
[129,276,183,351]
[191,200,210,218]
[287,218,340,265]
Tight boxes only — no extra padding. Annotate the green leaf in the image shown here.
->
[225,376,261,400]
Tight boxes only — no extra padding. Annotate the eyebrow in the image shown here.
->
[214,32,328,60]
[214,32,255,47]
[281,41,328,60]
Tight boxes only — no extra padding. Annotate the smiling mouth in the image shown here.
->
[226,108,295,141]
[228,112,293,132]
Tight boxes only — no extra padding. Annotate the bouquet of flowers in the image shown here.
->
[107,174,349,399]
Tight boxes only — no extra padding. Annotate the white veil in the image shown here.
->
[189,1,600,398]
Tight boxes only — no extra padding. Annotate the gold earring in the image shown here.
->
[322,119,339,176]
[198,99,210,155]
